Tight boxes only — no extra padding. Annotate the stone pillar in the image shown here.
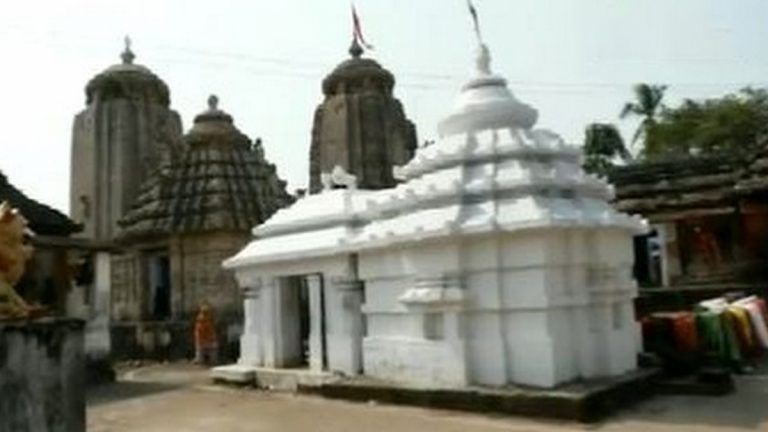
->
[654,223,669,287]
[259,277,279,368]
[326,276,364,375]
[0,318,85,432]
[306,274,325,372]
[85,251,112,359]
[238,283,262,366]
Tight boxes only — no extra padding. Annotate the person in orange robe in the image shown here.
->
[194,300,219,365]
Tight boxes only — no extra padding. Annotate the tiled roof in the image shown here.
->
[118,97,294,240]
[0,172,80,236]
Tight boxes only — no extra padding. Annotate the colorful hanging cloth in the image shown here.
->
[727,306,756,356]
[733,297,768,349]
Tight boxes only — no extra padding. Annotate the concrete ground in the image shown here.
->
[87,363,768,432]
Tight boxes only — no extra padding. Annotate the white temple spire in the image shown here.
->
[475,43,492,75]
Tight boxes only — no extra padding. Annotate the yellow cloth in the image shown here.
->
[727,306,755,353]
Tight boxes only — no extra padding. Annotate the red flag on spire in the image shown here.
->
[352,5,374,50]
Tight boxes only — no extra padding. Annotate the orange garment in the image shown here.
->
[194,306,218,349]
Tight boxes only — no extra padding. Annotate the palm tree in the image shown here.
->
[620,83,667,146]
[582,123,631,175]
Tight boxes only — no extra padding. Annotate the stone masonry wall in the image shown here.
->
[0,318,85,432]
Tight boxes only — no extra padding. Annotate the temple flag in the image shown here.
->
[352,4,374,50]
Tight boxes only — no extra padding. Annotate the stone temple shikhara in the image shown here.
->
[68,39,293,359]
[216,39,647,388]
[308,38,417,194]
[71,37,184,242]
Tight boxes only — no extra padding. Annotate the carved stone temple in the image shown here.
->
[215,40,646,388]
[70,38,183,242]
[308,39,417,193]
[113,96,293,358]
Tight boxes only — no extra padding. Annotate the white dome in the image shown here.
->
[437,44,538,137]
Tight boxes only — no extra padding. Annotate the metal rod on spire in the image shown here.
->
[467,0,483,45]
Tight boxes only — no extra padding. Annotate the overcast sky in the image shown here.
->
[2,0,768,214]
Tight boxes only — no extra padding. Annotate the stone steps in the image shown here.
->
[211,364,339,391]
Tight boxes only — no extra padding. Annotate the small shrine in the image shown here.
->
[610,146,768,291]
[112,96,293,359]
[217,37,646,388]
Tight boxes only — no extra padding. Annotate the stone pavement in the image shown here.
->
[87,363,768,432]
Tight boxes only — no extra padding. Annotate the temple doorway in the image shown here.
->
[278,275,327,369]
[148,253,171,320]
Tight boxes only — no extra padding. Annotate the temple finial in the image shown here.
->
[349,38,363,58]
[476,44,492,75]
[121,35,135,65]
[207,94,219,111]
[466,1,492,75]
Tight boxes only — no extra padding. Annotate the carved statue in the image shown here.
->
[0,202,40,319]
[320,165,358,191]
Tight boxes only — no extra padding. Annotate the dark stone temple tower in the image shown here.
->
[308,39,417,193]
[70,38,183,241]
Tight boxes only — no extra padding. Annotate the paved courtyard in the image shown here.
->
[87,363,768,432]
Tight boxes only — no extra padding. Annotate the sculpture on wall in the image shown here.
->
[0,201,40,319]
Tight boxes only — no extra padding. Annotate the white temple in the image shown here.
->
[216,41,647,388]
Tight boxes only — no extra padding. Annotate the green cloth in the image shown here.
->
[695,309,742,368]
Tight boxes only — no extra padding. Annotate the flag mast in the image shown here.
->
[467,0,483,45]
[466,0,492,75]
[351,3,374,57]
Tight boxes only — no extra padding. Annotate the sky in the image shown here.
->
[2,0,768,214]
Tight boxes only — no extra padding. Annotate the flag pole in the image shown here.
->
[467,0,483,45]
[351,3,374,52]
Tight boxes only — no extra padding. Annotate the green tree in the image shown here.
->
[644,88,768,158]
[620,83,668,148]
[582,123,631,175]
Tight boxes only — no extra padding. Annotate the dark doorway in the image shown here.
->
[279,276,311,367]
[297,277,311,366]
[278,275,329,369]
[148,254,171,320]
[633,230,662,287]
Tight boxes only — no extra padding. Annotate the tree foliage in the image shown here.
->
[620,83,667,146]
[643,88,768,159]
[582,123,630,175]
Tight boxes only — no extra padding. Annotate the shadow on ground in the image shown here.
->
[595,372,768,431]
[87,381,182,407]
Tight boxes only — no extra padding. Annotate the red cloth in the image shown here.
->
[671,312,699,353]
[647,312,700,354]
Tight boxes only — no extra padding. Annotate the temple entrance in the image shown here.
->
[277,275,327,369]
[147,253,171,320]
[633,229,662,287]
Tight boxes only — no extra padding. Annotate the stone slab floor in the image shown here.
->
[87,363,768,432]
